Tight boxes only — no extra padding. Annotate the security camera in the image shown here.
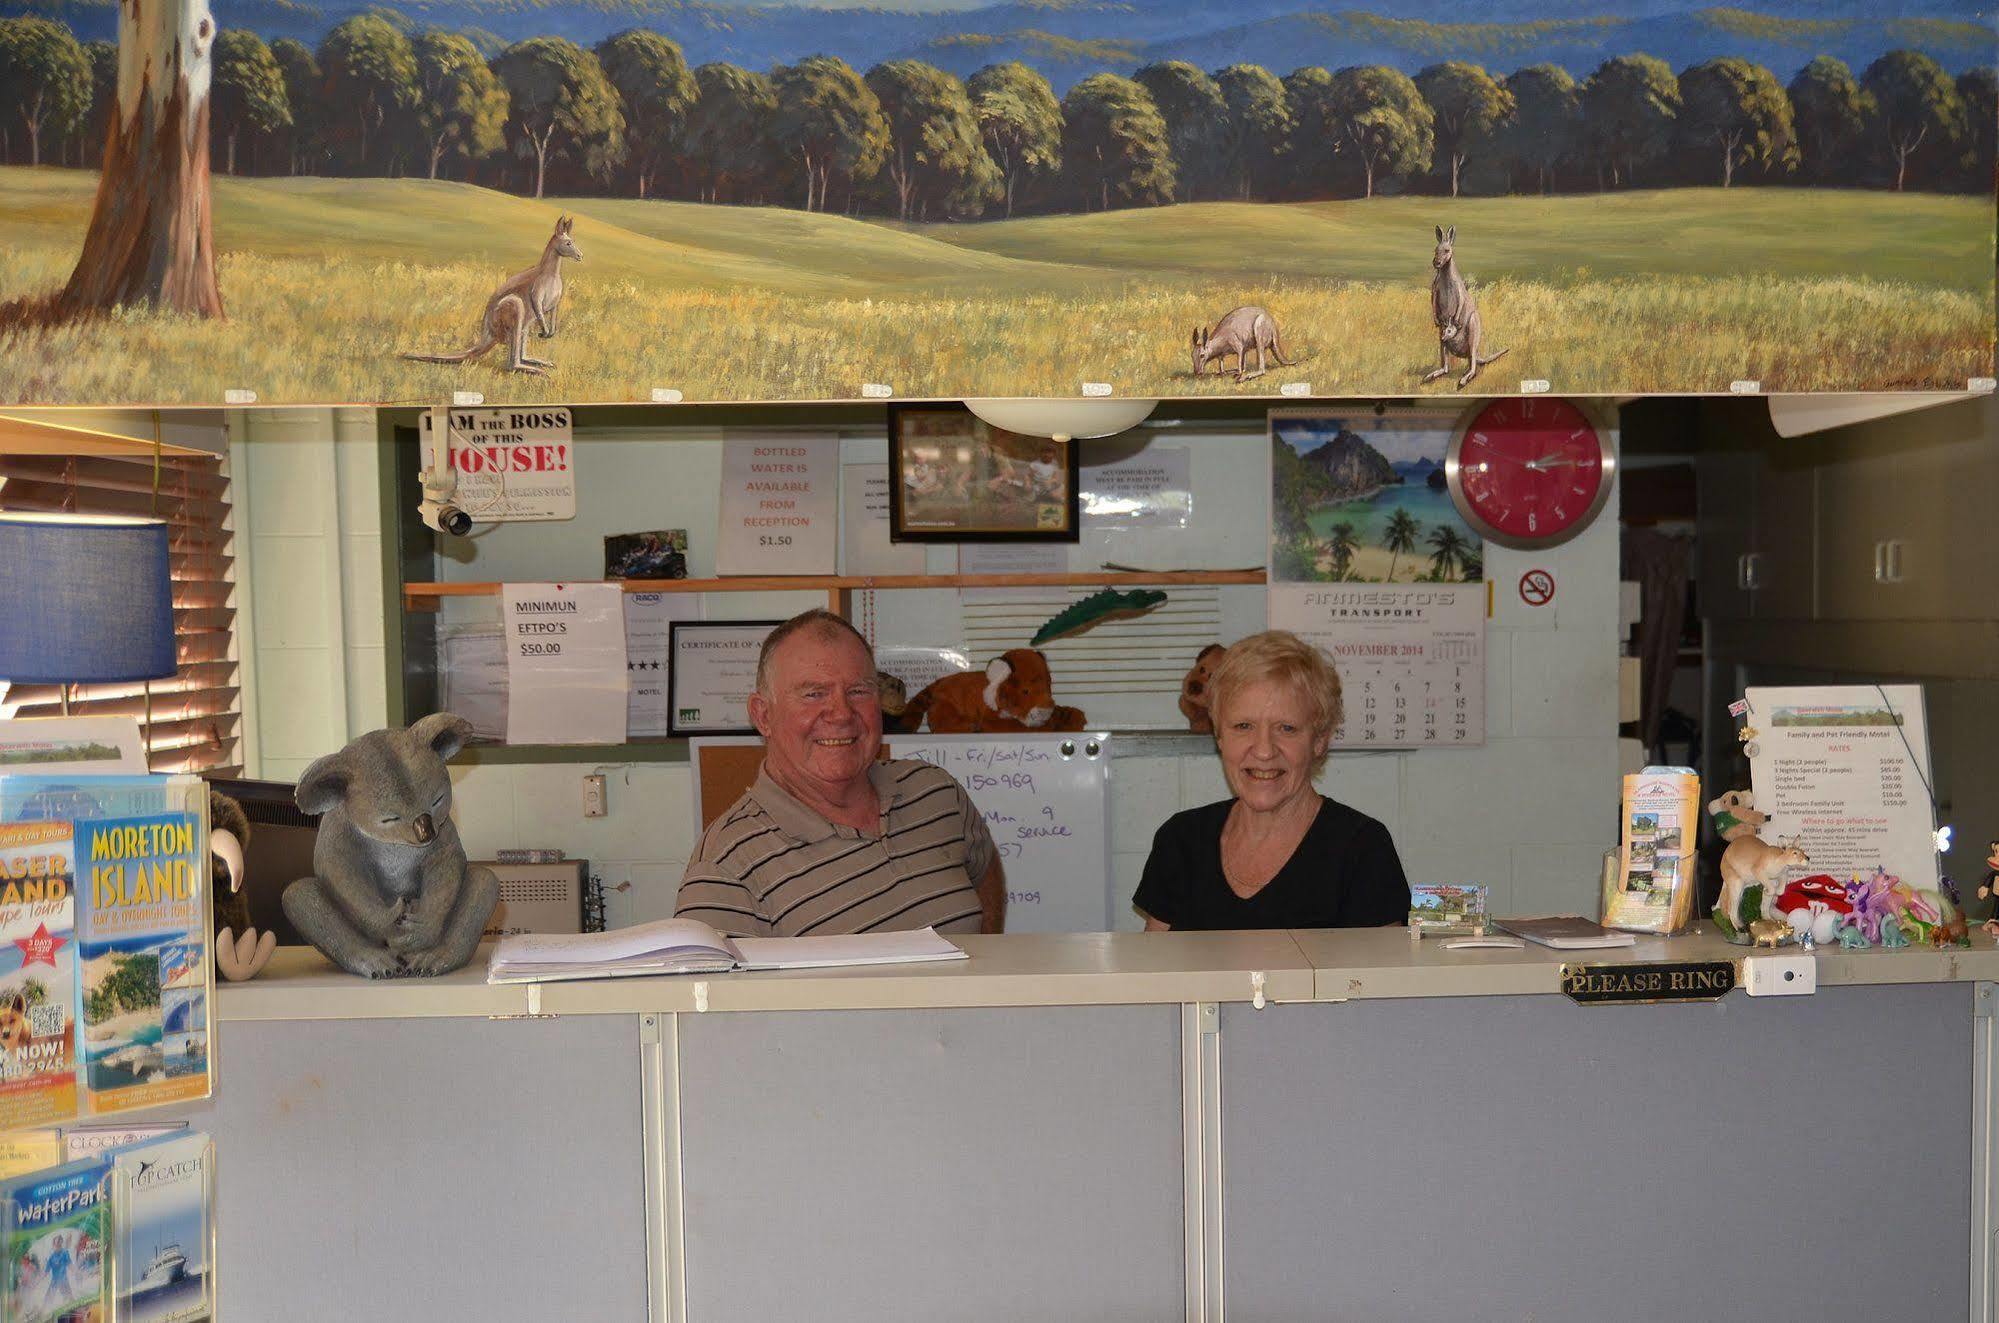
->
[420,500,472,536]
[417,452,471,536]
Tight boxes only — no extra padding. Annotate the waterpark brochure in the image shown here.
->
[0,821,78,1133]
[0,1152,112,1323]
[111,1130,213,1323]
[76,806,212,1117]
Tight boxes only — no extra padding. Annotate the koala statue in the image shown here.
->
[282,713,499,979]
[1180,644,1228,734]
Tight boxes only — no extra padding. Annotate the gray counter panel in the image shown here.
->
[677,1005,1184,1322]
[1221,984,1971,1322]
[205,1014,648,1323]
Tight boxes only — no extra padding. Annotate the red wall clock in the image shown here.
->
[1445,398,1615,550]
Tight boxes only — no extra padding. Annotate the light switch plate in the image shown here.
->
[582,773,607,818]
[1742,953,1816,997]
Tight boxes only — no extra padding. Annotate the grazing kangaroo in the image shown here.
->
[402,216,582,376]
[1423,225,1507,389]
[1191,305,1294,382]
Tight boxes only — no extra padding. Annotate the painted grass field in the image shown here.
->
[0,168,1989,404]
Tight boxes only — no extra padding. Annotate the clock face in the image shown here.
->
[1446,398,1614,549]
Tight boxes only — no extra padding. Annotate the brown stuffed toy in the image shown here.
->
[210,789,277,981]
[1180,644,1227,734]
[896,649,1086,733]
[876,672,909,728]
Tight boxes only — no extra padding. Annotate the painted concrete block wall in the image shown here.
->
[237,414,1623,930]
[230,407,388,782]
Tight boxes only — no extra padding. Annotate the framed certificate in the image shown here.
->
[668,621,781,736]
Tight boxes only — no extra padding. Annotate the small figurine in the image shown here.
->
[1748,918,1791,948]
[1707,789,1767,842]
[1836,921,1870,950]
[1932,875,1971,949]
[1978,839,1999,902]
[1179,644,1227,735]
[1718,834,1809,929]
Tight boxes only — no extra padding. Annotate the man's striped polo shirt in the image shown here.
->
[674,758,996,938]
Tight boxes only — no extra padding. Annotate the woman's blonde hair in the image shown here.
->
[1207,631,1344,775]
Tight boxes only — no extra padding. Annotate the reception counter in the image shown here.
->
[201,931,1999,1322]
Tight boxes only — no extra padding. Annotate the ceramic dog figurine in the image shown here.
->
[283,714,498,979]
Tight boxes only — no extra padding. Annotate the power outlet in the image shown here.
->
[582,773,607,818]
[1741,953,1816,997]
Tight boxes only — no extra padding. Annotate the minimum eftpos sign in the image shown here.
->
[420,407,576,521]
[1518,568,1556,607]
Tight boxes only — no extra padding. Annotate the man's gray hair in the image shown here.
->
[755,609,873,696]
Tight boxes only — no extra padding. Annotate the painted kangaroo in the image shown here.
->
[403,216,582,376]
[1423,225,1507,389]
[1191,305,1294,382]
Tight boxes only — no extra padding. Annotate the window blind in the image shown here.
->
[0,449,241,776]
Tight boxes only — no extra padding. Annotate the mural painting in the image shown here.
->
[0,0,1991,405]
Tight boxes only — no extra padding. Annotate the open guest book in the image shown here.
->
[487,919,967,984]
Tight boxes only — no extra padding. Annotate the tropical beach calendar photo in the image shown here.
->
[1268,411,1483,586]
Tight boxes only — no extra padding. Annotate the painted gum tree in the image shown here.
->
[55,0,222,317]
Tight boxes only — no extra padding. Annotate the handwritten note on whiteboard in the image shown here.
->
[887,734,1111,933]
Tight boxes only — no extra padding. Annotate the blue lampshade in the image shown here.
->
[0,514,177,684]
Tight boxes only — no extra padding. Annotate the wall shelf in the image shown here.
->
[404,569,1267,612]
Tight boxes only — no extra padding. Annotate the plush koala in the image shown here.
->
[282,713,499,979]
[1707,789,1767,842]
[1179,644,1228,734]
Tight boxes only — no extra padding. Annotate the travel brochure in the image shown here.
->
[0,1130,215,1323]
[0,774,213,1130]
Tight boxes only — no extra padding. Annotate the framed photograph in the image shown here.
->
[667,620,782,737]
[604,529,689,580]
[888,402,1079,543]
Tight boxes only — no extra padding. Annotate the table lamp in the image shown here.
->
[0,512,178,711]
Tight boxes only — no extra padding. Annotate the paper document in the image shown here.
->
[502,582,628,745]
[1745,684,1938,893]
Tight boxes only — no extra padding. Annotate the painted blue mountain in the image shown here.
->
[6,0,1992,90]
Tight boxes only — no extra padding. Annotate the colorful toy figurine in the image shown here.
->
[1775,874,1851,947]
[1978,839,1999,902]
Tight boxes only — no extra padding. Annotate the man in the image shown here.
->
[674,610,1004,937]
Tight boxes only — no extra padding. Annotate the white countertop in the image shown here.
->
[215,926,1999,1021]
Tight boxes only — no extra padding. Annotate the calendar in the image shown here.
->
[1267,584,1486,748]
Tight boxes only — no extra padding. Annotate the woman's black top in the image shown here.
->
[1132,797,1410,930]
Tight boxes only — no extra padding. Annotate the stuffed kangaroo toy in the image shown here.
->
[283,714,498,979]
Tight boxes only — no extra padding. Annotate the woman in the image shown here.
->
[1134,631,1409,930]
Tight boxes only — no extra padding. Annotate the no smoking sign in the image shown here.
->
[1518,568,1556,608]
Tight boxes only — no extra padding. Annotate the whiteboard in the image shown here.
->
[887,733,1112,934]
